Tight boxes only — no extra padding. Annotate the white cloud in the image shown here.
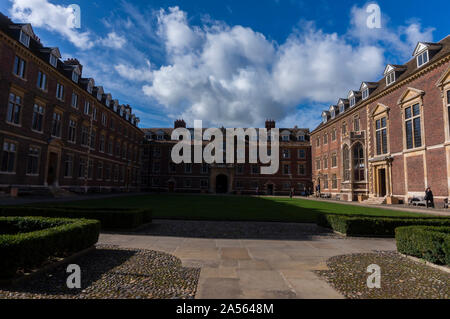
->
[141,7,388,127]
[98,32,126,49]
[9,0,94,49]
[114,60,153,82]
[349,3,434,59]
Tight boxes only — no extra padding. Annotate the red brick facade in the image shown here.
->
[0,15,143,194]
[311,36,450,204]
[142,121,313,195]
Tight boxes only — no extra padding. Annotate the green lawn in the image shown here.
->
[51,194,430,223]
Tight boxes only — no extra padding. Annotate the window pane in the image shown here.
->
[413,117,422,148]
[382,129,388,154]
[447,90,450,105]
[376,131,382,155]
[381,117,386,128]
[413,104,420,116]
[406,120,413,149]
[405,107,412,119]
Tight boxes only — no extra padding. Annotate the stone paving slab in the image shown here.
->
[99,220,397,299]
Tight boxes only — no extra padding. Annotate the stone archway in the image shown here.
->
[215,174,228,194]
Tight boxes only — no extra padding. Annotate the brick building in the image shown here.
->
[311,35,450,204]
[142,120,313,195]
[0,14,143,194]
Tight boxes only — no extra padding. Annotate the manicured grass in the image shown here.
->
[50,194,429,223]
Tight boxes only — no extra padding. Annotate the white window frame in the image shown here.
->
[416,50,429,68]
[19,30,30,47]
[56,83,64,100]
[49,54,58,68]
[362,88,369,100]
[386,72,396,86]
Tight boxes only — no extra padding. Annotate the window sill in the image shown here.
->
[12,74,27,81]
[403,146,426,154]
[31,129,44,134]
[6,122,22,127]
[0,172,16,175]
[26,174,39,177]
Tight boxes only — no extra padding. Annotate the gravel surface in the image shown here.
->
[316,251,450,299]
[129,219,338,240]
[0,245,200,299]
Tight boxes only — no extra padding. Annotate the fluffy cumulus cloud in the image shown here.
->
[97,32,127,49]
[9,0,129,51]
[349,3,435,59]
[114,59,153,82]
[139,6,389,127]
[9,0,93,49]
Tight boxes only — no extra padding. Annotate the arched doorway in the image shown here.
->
[168,181,175,193]
[46,152,58,186]
[216,174,228,193]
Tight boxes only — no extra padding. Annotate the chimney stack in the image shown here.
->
[174,119,186,129]
[265,119,276,130]
[64,58,83,74]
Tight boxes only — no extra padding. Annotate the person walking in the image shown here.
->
[425,187,434,208]
[290,187,294,199]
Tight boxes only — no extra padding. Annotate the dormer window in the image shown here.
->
[417,50,429,68]
[339,103,345,113]
[72,71,79,83]
[350,97,356,107]
[97,92,102,101]
[49,54,58,68]
[330,109,335,119]
[282,135,290,142]
[120,108,124,116]
[106,98,111,107]
[297,135,305,142]
[362,88,369,100]
[322,114,328,123]
[87,81,93,94]
[19,30,30,47]
[386,72,395,86]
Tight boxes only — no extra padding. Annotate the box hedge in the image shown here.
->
[0,216,100,279]
[0,207,152,230]
[317,214,450,237]
[396,226,450,265]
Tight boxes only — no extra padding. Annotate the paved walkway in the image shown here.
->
[99,220,397,299]
[299,196,450,217]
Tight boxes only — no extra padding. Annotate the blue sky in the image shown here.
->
[1,0,449,129]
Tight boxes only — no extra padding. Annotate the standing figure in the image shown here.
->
[425,187,434,208]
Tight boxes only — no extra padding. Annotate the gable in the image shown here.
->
[413,42,429,56]
[397,87,425,105]
[384,64,395,75]
[372,103,390,117]
[436,64,450,88]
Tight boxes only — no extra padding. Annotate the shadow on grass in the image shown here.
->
[0,248,136,297]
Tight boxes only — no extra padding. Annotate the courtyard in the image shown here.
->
[1,194,448,299]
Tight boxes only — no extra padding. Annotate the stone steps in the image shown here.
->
[363,197,386,205]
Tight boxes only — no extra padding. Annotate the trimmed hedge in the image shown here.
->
[396,226,450,265]
[317,214,450,237]
[0,216,100,279]
[0,207,152,230]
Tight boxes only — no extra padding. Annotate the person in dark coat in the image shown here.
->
[425,187,434,208]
